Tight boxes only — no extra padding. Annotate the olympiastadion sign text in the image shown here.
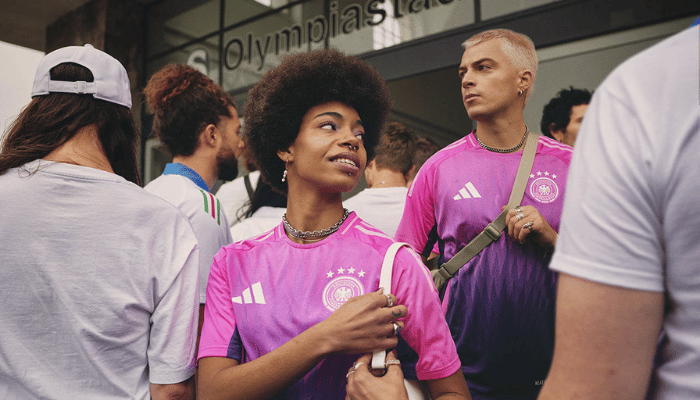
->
[224,0,461,71]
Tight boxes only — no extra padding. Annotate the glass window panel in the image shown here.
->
[147,0,220,57]
[329,0,475,54]
[225,0,298,27]
[481,0,560,21]
[221,2,324,93]
[146,38,221,86]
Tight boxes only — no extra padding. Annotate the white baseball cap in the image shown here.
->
[31,44,131,108]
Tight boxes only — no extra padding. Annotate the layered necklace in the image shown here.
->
[283,208,351,240]
[474,125,529,153]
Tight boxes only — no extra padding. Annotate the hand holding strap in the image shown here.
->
[372,242,409,370]
[432,133,539,291]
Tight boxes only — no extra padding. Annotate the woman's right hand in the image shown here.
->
[346,352,409,400]
[316,288,408,355]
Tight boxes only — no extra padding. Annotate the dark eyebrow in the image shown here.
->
[459,57,496,71]
[473,57,496,66]
[315,111,364,127]
[315,111,343,119]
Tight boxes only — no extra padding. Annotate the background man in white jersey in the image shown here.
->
[143,63,243,338]
[344,122,418,237]
[538,24,700,400]
[0,45,199,399]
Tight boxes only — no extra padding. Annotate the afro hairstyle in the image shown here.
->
[243,48,392,194]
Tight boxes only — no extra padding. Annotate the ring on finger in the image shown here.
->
[385,293,394,307]
[523,221,534,230]
[516,212,524,221]
[385,359,401,367]
[353,362,365,371]
[393,322,402,336]
[346,370,355,378]
[514,206,522,213]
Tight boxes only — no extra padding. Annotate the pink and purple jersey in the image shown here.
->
[198,212,460,399]
[395,133,572,400]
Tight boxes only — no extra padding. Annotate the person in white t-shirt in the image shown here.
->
[0,45,199,400]
[217,169,261,224]
[538,24,700,400]
[217,150,261,225]
[344,122,418,237]
[143,64,243,331]
[197,48,471,400]
[229,176,287,242]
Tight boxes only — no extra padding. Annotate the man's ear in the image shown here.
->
[202,124,219,148]
[517,70,533,95]
[364,160,376,186]
[549,123,565,143]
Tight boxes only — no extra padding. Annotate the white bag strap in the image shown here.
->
[371,242,410,370]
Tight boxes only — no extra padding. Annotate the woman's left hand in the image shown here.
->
[505,205,558,251]
[345,352,408,400]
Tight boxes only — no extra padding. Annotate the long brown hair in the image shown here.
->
[0,63,141,185]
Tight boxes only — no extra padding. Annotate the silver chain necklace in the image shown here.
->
[474,126,529,153]
[283,208,350,239]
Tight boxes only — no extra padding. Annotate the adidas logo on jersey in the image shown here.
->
[232,282,266,304]
[453,182,481,200]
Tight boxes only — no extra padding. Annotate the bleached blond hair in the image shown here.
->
[462,29,538,102]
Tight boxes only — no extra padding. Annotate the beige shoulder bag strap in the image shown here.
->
[432,133,539,291]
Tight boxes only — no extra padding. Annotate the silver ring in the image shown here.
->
[514,206,522,213]
[393,322,402,336]
[523,222,534,230]
[385,359,401,367]
[385,294,394,307]
[516,212,524,221]
[353,362,365,371]
[346,370,355,378]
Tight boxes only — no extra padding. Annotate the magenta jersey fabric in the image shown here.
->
[198,212,460,399]
[396,133,572,400]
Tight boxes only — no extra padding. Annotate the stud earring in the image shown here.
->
[518,89,524,96]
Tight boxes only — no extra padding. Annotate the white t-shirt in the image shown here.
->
[146,173,232,304]
[550,25,700,399]
[0,160,199,400]
[344,186,408,237]
[229,206,286,242]
[217,170,260,225]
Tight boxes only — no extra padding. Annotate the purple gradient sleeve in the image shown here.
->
[198,249,238,360]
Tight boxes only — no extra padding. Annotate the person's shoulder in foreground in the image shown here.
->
[0,44,199,400]
[539,24,700,400]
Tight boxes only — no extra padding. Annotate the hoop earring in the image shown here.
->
[281,159,289,183]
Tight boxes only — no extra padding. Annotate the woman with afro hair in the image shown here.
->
[196,49,470,400]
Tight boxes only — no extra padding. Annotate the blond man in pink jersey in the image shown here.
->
[396,29,572,400]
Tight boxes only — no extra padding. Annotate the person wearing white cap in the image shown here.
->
[0,44,199,399]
